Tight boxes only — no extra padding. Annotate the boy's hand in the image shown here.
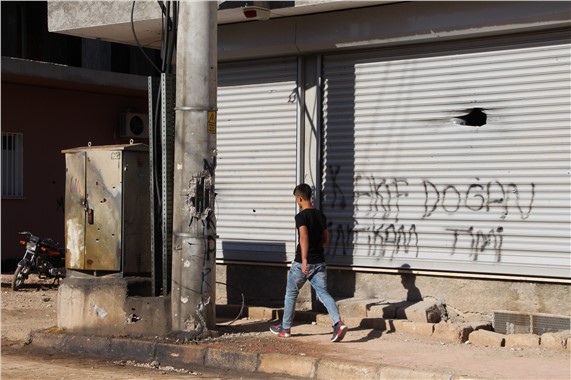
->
[302,261,310,274]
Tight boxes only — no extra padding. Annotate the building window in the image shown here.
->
[2,132,24,198]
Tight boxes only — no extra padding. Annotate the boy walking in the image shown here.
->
[270,184,347,342]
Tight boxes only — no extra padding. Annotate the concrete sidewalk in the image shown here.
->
[29,309,571,380]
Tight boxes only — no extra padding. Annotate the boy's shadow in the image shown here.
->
[399,263,422,302]
[345,328,383,343]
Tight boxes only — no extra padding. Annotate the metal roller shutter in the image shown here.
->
[216,58,298,261]
[321,36,571,278]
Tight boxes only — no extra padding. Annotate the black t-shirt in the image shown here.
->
[294,208,327,264]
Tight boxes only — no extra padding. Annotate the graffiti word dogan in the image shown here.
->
[423,180,535,220]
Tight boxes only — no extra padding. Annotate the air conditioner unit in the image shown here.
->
[118,113,149,139]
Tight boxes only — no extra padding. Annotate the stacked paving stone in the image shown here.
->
[246,298,571,351]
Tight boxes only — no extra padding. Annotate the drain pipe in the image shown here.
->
[171,0,217,334]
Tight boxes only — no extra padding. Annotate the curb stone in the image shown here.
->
[30,331,469,379]
[205,347,259,372]
[109,337,156,363]
[34,303,567,380]
[155,342,206,368]
[504,333,540,348]
[468,329,505,347]
[64,334,111,356]
[315,358,379,380]
[258,352,317,378]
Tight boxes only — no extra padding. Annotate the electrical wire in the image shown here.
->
[215,281,246,326]
[140,1,179,296]
[131,1,161,73]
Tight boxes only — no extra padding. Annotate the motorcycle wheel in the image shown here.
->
[11,265,27,291]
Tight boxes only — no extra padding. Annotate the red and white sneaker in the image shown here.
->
[331,321,347,342]
[269,324,291,337]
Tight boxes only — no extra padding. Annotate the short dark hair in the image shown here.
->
[293,183,312,200]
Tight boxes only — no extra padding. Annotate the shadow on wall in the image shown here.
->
[320,55,357,302]
[379,263,423,319]
[399,263,422,302]
[222,241,287,307]
[321,58,356,266]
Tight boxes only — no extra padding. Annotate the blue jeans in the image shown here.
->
[282,261,341,329]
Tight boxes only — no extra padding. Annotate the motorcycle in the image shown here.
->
[12,231,66,291]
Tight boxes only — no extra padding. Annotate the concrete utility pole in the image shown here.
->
[171,0,217,334]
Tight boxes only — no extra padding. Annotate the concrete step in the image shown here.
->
[216,304,498,345]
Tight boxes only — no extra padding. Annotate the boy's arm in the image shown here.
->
[323,228,329,247]
[299,225,310,274]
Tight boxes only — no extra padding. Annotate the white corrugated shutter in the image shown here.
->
[216,59,298,261]
[322,37,571,278]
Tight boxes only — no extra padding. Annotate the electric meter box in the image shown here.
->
[62,144,151,274]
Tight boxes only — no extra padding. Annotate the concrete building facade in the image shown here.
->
[46,1,570,319]
[1,1,159,267]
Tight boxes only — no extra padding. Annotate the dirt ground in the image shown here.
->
[1,273,59,343]
[1,273,570,380]
[0,273,298,379]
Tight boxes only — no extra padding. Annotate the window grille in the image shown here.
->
[2,132,24,197]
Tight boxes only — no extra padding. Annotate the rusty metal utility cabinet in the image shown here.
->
[62,144,151,275]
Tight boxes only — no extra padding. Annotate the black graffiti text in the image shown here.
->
[326,165,347,209]
[328,221,354,256]
[423,180,535,220]
[446,226,504,262]
[354,223,419,259]
[355,176,409,222]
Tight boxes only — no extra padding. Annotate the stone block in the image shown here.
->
[337,298,374,318]
[541,332,569,350]
[108,337,156,362]
[339,317,359,329]
[403,300,445,323]
[388,320,434,336]
[64,334,111,357]
[124,295,171,336]
[389,319,410,333]
[316,358,380,380]
[359,318,388,330]
[205,347,258,372]
[433,322,473,343]
[393,301,416,319]
[380,366,452,379]
[30,331,66,352]
[258,353,316,378]
[504,333,540,348]
[367,302,403,319]
[248,306,279,320]
[410,322,435,336]
[468,329,505,347]
[57,276,170,337]
[57,278,128,335]
[155,343,206,367]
